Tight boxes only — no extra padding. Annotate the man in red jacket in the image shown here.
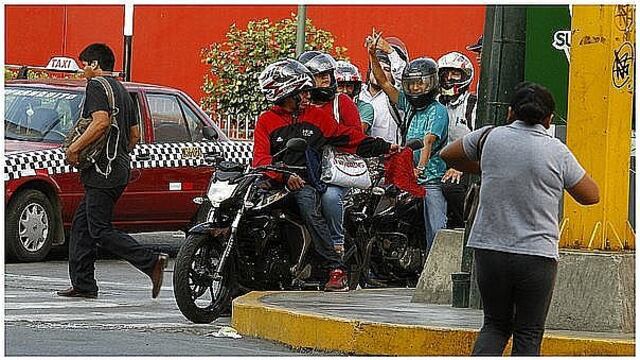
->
[254,59,398,291]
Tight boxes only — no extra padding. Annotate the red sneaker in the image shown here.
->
[324,268,349,292]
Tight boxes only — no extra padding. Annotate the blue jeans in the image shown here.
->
[292,185,344,270]
[321,185,347,247]
[423,183,447,254]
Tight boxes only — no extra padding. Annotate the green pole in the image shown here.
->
[295,4,307,58]
[453,5,528,309]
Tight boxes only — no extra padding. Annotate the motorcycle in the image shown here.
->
[173,138,361,324]
[343,139,426,288]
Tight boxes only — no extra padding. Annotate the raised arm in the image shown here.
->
[366,35,399,104]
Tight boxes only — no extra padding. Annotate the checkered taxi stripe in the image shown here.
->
[4,140,254,181]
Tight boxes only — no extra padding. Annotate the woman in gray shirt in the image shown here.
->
[440,82,599,356]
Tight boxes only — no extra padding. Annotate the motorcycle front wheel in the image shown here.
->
[173,233,234,323]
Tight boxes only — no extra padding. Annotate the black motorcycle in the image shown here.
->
[343,139,426,288]
[173,138,360,323]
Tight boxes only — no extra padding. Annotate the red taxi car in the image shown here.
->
[5,76,253,262]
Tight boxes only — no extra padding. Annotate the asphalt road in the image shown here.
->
[5,232,328,356]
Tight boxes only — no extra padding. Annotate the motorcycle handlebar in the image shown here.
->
[251,164,306,177]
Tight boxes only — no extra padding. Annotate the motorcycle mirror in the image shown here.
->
[272,138,308,162]
[405,138,424,151]
[203,126,219,141]
[285,138,308,152]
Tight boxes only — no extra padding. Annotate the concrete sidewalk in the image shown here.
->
[231,288,635,356]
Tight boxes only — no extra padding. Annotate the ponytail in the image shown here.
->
[510,82,555,126]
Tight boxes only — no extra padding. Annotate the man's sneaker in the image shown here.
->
[324,268,349,292]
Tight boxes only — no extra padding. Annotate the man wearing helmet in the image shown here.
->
[437,51,478,229]
[254,58,399,291]
[297,51,364,256]
[367,35,450,255]
[335,60,375,129]
[359,34,408,144]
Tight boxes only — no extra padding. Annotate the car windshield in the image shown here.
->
[4,86,84,143]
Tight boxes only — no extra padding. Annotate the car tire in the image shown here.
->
[6,190,55,262]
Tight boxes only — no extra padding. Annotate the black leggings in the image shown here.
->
[471,248,558,356]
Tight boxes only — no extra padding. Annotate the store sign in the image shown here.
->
[552,30,572,62]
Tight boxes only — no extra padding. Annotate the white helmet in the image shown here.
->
[437,52,474,97]
[259,59,315,103]
[335,61,363,99]
[335,61,362,82]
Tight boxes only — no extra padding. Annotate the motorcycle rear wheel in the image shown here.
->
[173,233,233,323]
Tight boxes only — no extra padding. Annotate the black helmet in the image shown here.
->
[401,57,439,109]
[297,51,337,102]
[297,50,323,66]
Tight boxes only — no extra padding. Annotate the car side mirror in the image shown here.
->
[203,126,219,140]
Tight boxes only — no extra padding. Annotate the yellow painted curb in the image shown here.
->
[231,291,635,356]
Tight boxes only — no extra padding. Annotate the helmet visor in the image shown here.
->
[402,74,438,95]
[305,54,337,74]
[439,68,468,89]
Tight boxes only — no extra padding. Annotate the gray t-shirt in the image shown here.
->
[462,121,586,259]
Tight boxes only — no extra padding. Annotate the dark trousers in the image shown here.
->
[292,185,344,271]
[442,174,469,229]
[69,185,156,293]
[472,249,558,356]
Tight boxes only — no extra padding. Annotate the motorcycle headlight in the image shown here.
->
[207,181,238,206]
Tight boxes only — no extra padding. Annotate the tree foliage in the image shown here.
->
[4,67,51,80]
[201,13,348,119]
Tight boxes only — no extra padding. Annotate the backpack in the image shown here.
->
[63,76,120,176]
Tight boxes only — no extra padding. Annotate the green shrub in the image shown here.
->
[201,12,348,121]
[4,67,51,80]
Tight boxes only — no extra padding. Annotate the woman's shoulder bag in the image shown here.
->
[463,126,496,225]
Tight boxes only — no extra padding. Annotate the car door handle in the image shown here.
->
[136,152,151,161]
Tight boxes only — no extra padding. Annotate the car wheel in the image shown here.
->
[6,190,55,262]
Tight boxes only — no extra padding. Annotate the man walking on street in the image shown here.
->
[57,43,167,299]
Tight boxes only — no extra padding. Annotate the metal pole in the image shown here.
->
[295,4,307,57]
[123,3,134,81]
[452,5,528,309]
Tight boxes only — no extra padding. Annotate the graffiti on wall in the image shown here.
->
[611,5,635,90]
[612,41,634,89]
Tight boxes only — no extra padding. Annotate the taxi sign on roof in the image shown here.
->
[46,56,81,72]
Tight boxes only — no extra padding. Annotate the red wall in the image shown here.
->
[5,5,124,71]
[6,5,484,103]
